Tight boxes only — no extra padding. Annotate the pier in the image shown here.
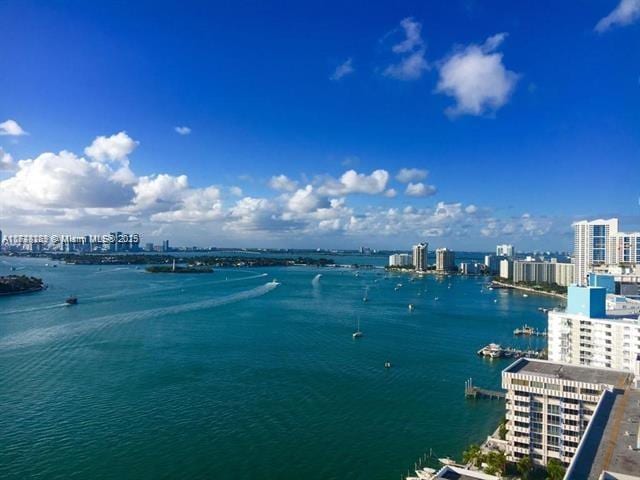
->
[464,378,505,400]
[477,343,546,359]
[513,324,547,337]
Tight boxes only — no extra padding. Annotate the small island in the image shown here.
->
[0,275,45,296]
[145,265,214,274]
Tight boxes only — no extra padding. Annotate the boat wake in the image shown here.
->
[0,281,280,351]
[311,274,322,287]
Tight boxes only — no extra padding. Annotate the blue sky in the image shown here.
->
[1,0,639,250]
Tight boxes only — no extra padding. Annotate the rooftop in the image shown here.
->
[566,388,640,479]
[504,359,632,387]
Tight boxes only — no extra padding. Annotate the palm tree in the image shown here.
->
[484,451,506,476]
[517,455,533,479]
[462,444,483,467]
[546,458,565,480]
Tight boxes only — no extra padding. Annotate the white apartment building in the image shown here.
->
[610,231,640,265]
[412,243,428,272]
[499,258,513,279]
[512,260,575,287]
[502,358,632,467]
[572,218,640,286]
[388,253,412,267]
[496,244,515,258]
[548,285,640,372]
[435,247,455,272]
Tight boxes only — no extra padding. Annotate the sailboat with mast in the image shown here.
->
[352,317,363,339]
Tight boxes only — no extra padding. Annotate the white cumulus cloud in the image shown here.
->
[0,119,27,136]
[84,131,138,163]
[405,182,437,197]
[595,0,640,32]
[0,147,15,170]
[436,33,519,117]
[319,169,389,196]
[269,174,298,192]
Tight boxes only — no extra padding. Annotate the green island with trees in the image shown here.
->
[0,275,45,296]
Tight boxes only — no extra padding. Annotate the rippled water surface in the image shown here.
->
[0,256,557,479]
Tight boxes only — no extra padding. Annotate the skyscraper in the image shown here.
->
[412,243,428,272]
[572,219,619,285]
[496,244,515,258]
[435,247,456,272]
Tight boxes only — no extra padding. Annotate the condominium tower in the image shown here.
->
[496,244,515,258]
[548,285,640,371]
[435,248,455,272]
[412,243,428,272]
[502,358,632,467]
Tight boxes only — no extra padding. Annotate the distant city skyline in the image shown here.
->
[1,1,639,250]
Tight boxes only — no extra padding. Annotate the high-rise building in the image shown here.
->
[548,285,640,371]
[145,243,154,252]
[511,260,574,286]
[162,240,170,252]
[572,218,619,285]
[496,244,515,258]
[502,358,633,468]
[388,253,412,267]
[499,259,513,279]
[435,248,455,272]
[412,243,428,272]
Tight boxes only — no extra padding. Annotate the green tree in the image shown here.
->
[546,459,565,480]
[517,455,533,480]
[462,444,483,467]
[484,451,507,476]
[498,418,508,440]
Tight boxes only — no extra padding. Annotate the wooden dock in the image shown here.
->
[464,378,505,400]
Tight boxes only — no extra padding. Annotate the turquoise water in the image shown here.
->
[0,256,558,479]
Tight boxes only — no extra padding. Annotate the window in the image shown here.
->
[548,405,561,415]
[563,386,576,393]
[581,388,600,396]
[512,378,529,387]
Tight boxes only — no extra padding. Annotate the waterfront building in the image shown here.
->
[145,242,154,252]
[388,253,412,267]
[547,285,640,371]
[573,218,640,286]
[512,260,574,287]
[502,358,633,468]
[412,243,428,273]
[496,244,515,258]
[459,262,484,275]
[484,254,503,274]
[162,240,170,252]
[499,259,513,280]
[435,248,455,272]
[554,262,574,287]
[564,387,640,479]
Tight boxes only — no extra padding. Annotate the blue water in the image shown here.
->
[0,256,559,479]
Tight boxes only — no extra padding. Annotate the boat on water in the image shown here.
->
[352,318,363,339]
[384,361,392,368]
[477,343,504,358]
[408,304,414,311]
[65,296,78,305]
[523,293,529,298]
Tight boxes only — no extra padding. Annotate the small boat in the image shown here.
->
[384,361,392,368]
[523,294,528,298]
[65,296,78,305]
[408,304,414,311]
[434,297,439,301]
[352,318,363,339]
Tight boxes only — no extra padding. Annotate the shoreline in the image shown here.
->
[492,280,567,299]
[0,285,46,297]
